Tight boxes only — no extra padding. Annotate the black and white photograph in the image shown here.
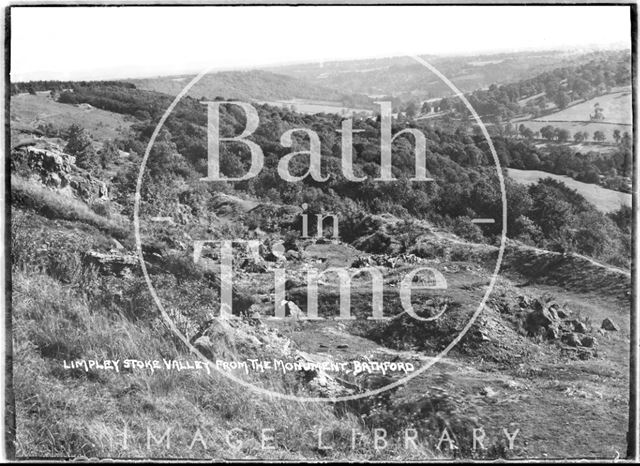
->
[4,2,637,461]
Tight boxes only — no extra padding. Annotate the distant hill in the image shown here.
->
[268,50,629,101]
[128,70,361,104]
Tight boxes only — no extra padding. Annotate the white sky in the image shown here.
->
[10,5,632,81]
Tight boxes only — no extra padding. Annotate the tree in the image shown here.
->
[404,101,418,119]
[64,124,97,170]
[613,129,621,144]
[554,91,570,110]
[421,101,431,114]
[540,125,556,141]
[555,128,571,143]
[593,131,606,143]
[573,132,585,143]
[521,127,534,140]
[99,140,120,169]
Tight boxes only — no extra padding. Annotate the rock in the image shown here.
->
[556,308,570,319]
[281,300,304,319]
[518,295,531,308]
[525,307,556,334]
[601,318,619,332]
[110,238,125,250]
[580,336,597,348]
[84,250,137,276]
[285,278,304,290]
[568,319,589,334]
[352,256,372,268]
[17,146,109,202]
[241,257,268,273]
[481,386,498,398]
[295,351,354,397]
[46,172,62,188]
[562,333,582,347]
[285,250,300,260]
[531,298,545,312]
[546,324,561,340]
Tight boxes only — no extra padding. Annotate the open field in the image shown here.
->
[537,89,632,125]
[515,90,632,142]
[10,93,133,142]
[507,168,631,213]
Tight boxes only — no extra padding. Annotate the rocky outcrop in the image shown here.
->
[522,297,596,351]
[13,146,108,202]
[83,250,138,277]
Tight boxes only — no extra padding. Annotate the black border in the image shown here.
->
[4,2,637,462]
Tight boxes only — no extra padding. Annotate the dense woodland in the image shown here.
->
[23,79,629,269]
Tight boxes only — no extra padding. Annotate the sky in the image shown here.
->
[10,5,632,81]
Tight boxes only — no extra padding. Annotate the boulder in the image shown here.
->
[580,336,597,348]
[281,300,304,319]
[546,324,561,340]
[601,318,619,332]
[568,319,589,334]
[562,333,582,347]
[525,307,556,334]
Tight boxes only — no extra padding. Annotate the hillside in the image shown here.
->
[268,50,624,101]
[10,92,133,142]
[129,70,363,105]
[8,78,632,460]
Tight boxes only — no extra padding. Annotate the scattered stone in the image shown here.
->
[601,318,619,332]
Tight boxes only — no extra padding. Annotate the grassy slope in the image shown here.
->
[10,94,133,142]
[507,168,631,213]
[537,89,632,125]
